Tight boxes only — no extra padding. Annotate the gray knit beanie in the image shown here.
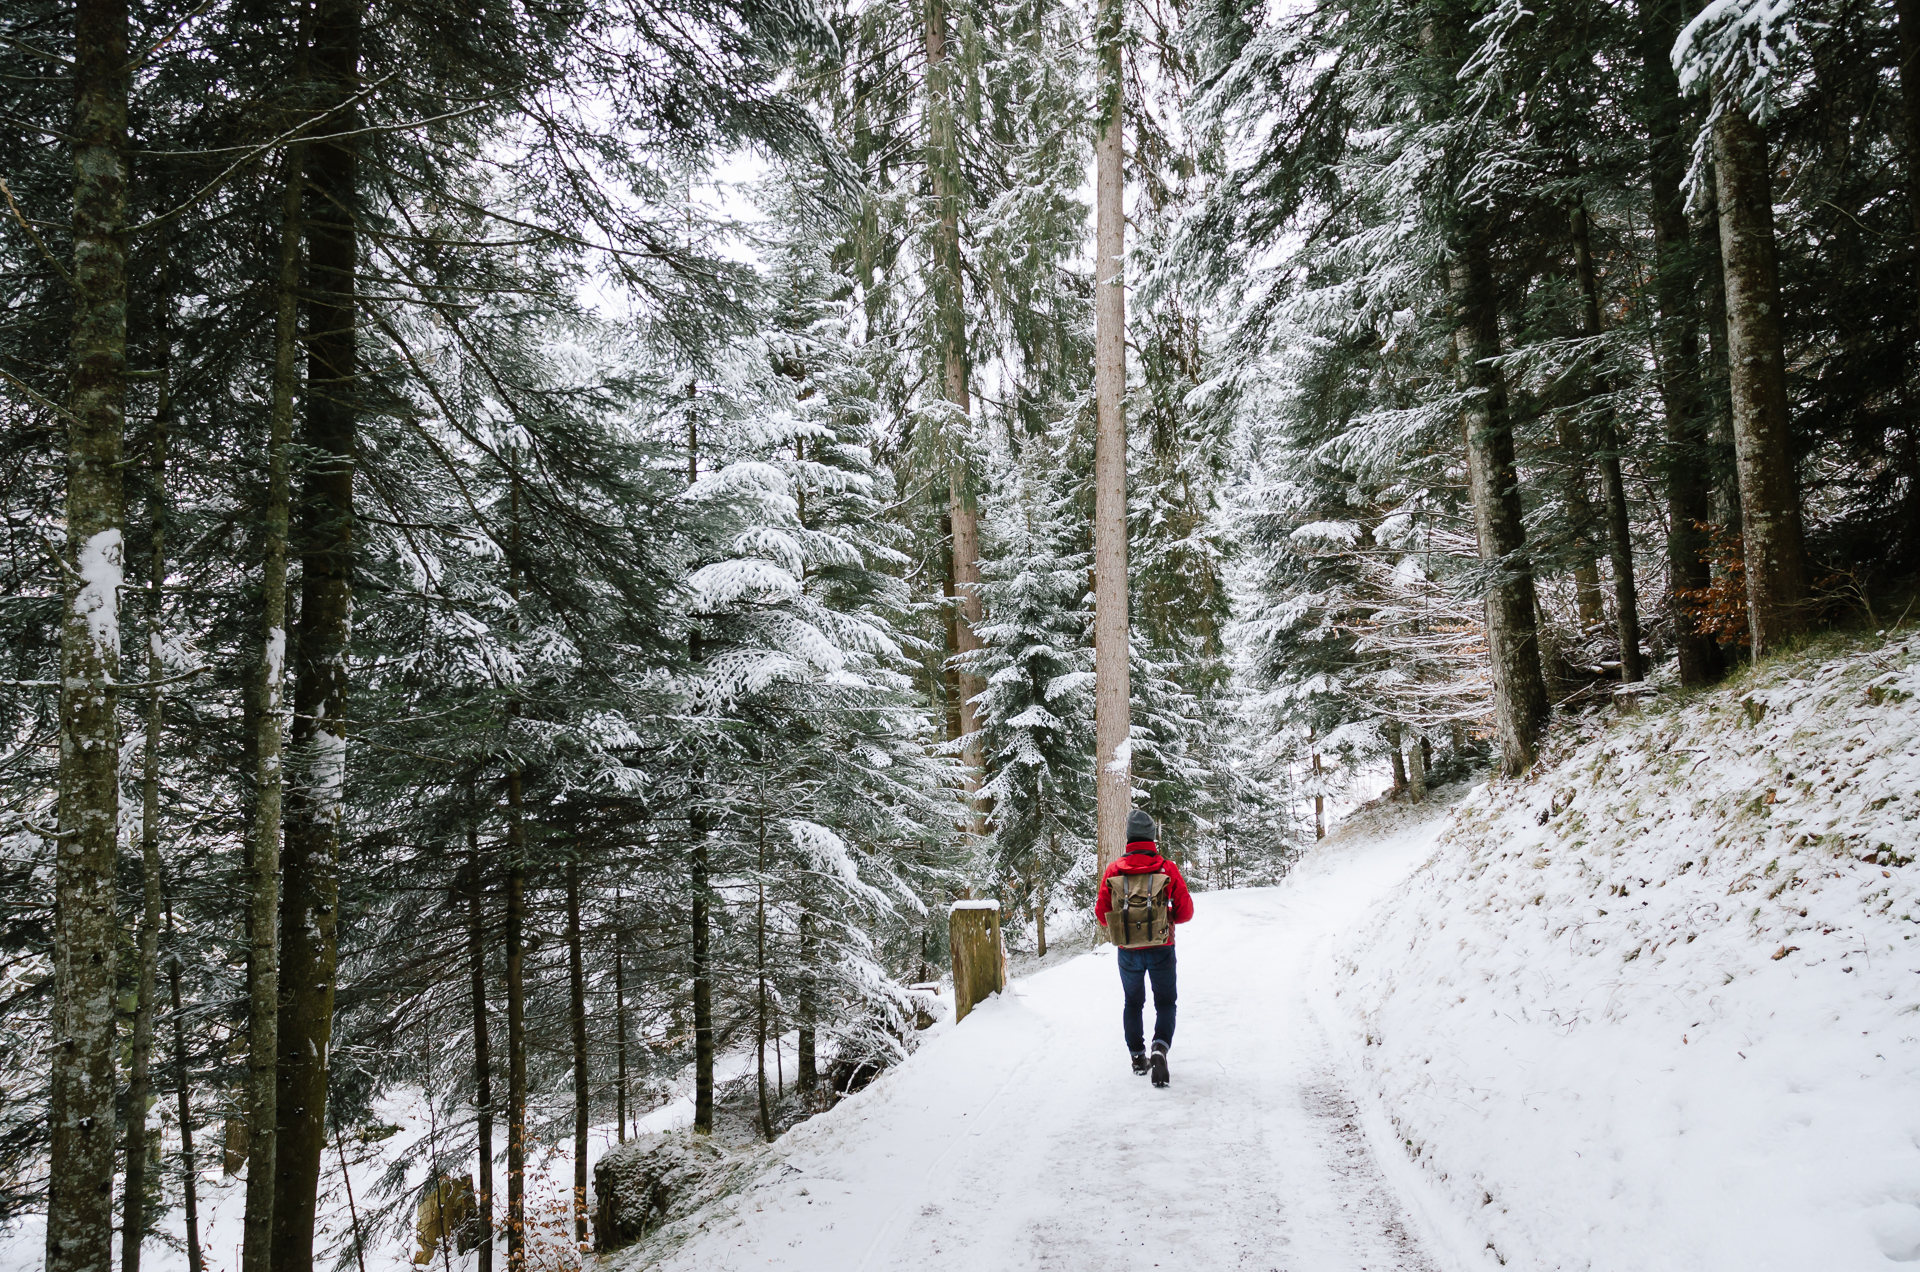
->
[1125,809,1158,845]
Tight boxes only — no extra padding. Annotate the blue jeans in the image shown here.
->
[1117,944,1176,1054]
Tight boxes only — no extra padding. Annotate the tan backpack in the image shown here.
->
[1107,869,1173,948]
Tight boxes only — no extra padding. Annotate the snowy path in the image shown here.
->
[633,810,1460,1272]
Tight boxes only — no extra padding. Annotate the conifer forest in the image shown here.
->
[0,0,1915,1266]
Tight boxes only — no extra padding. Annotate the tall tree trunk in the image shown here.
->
[566,857,589,1245]
[1568,195,1645,684]
[1092,0,1131,874]
[1639,0,1722,685]
[1700,186,1741,534]
[1710,90,1808,654]
[466,826,492,1272]
[124,328,171,1272]
[504,771,526,1272]
[49,0,129,1269]
[755,816,772,1143]
[1311,747,1324,840]
[796,913,816,1096]
[1554,410,1606,631]
[166,905,203,1272]
[273,1,357,1263]
[1450,230,1549,773]
[938,521,963,744]
[504,469,527,1272]
[1385,721,1407,792]
[1407,731,1427,802]
[925,0,986,800]
[613,891,627,1143]
[691,811,714,1134]
[1898,0,1920,549]
[246,150,302,1272]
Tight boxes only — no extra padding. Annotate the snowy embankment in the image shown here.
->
[1326,636,1920,1270]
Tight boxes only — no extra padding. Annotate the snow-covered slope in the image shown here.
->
[604,805,1467,1272]
[1328,636,1920,1270]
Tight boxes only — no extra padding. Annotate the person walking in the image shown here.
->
[1094,810,1194,1087]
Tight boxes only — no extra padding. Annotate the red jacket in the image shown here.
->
[1094,843,1195,943]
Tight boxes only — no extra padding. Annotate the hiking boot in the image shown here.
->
[1150,1045,1169,1088]
[1130,1053,1149,1076]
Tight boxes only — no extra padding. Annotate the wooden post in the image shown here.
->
[948,902,1005,1024]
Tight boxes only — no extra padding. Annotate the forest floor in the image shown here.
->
[611,795,1469,1272]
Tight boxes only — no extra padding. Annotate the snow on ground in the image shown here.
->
[11,637,1912,1272]
[608,799,1470,1272]
[1326,635,1920,1271]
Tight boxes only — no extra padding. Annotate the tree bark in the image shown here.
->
[1638,0,1721,685]
[167,906,204,1272]
[1311,747,1324,839]
[691,810,715,1134]
[503,771,526,1272]
[1386,721,1407,792]
[613,891,627,1143]
[1897,0,1920,545]
[1553,409,1606,631]
[925,0,986,799]
[755,817,773,1143]
[796,913,816,1096]
[1568,195,1645,684]
[1710,89,1808,654]
[938,519,963,745]
[124,330,171,1272]
[566,857,589,1245]
[504,466,528,1272]
[1092,0,1131,875]
[1406,731,1427,802]
[49,1,129,1269]
[246,150,302,1272]
[273,1,357,1263]
[948,905,1005,1023]
[1450,230,1549,774]
[467,826,492,1272]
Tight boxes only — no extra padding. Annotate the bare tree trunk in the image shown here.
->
[246,149,302,1272]
[1407,731,1427,803]
[1569,195,1645,684]
[1092,0,1131,875]
[1638,0,1722,686]
[755,816,772,1143]
[938,522,964,746]
[691,811,714,1134]
[1711,90,1808,654]
[925,0,986,800]
[503,775,526,1272]
[49,1,129,1269]
[466,826,492,1272]
[1311,748,1324,840]
[566,857,589,1245]
[1385,721,1407,792]
[1450,231,1549,773]
[613,891,627,1144]
[124,332,172,1272]
[166,904,203,1272]
[797,913,816,1096]
[1035,840,1050,957]
[1897,0,1920,546]
[504,469,528,1272]
[272,2,357,1263]
[1553,411,1606,630]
